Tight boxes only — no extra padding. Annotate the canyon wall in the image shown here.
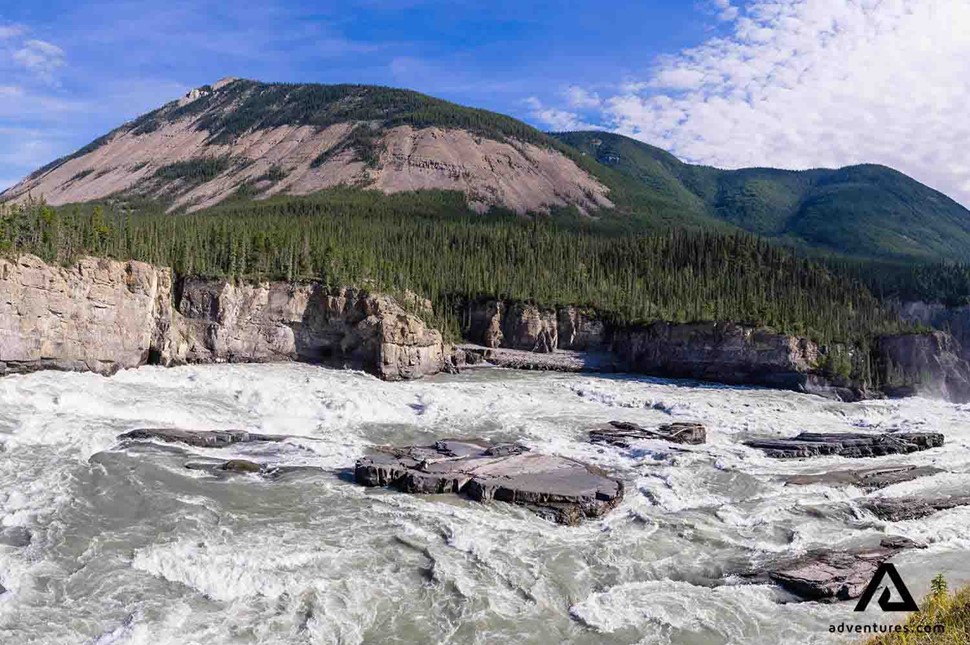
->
[462,299,970,403]
[0,255,444,380]
[896,301,970,361]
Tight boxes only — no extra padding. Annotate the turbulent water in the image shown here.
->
[0,364,968,644]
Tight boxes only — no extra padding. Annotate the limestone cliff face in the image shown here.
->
[463,300,607,352]
[462,299,970,402]
[0,255,444,380]
[0,255,173,376]
[172,280,444,380]
[878,331,970,403]
[896,301,970,361]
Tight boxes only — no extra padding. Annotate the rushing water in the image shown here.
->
[0,364,968,644]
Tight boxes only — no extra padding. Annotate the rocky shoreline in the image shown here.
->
[3,254,970,403]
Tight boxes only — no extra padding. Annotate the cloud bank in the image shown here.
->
[531,0,970,206]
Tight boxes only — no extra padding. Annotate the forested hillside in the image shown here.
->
[556,131,970,262]
[0,190,905,352]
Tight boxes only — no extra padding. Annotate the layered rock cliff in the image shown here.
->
[0,255,444,380]
[896,301,970,361]
[462,299,970,402]
[877,331,970,402]
[171,280,444,380]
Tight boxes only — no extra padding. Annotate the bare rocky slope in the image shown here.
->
[0,78,611,215]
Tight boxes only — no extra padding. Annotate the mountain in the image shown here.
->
[0,78,613,216]
[555,131,970,262]
[3,78,970,262]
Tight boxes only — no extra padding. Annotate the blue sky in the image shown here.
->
[3,1,970,206]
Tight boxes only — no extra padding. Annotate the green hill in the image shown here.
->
[554,131,970,262]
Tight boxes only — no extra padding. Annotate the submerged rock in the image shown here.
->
[590,421,707,447]
[784,465,945,490]
[745,432,943,459]
[354,439,623,525]
[118,428,287,448]
[749,537,922,602]
[0,526,32,548]
[864,495,970,521]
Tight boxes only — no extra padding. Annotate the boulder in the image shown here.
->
[118,428,286,448]
[745,432,944,459]
[784,465,945,490]
[864,495,970,521]
[354,439,623,525]
[590,421,706,446]
[750,537,922,602]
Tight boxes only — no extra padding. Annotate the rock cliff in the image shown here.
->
[0,255,444,380]
[877,331,970,402]
[462,299,970,402]
[896,301,970,361]
[172,279,444,380]
[0,255,173,376]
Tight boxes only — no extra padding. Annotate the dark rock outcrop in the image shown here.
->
[118,428,287,447]
[865,496,970,521]
[877,331,970,403]
[784,465,945,490]
[754,537,922,602]
[590,421,706,447]
[354,439,624,525]
[745,432,944,459]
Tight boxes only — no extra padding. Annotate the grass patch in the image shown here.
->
[863,576,970,644]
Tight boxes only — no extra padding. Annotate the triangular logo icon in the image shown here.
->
[854,563,920,612]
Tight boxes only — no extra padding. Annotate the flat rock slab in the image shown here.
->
[118,428,287,448]
[354,439,623,525]
[745,432,943,459]
[865,495,970,521]
[746,537,922,602]
[784,465,945,490]
[590,421,706,447]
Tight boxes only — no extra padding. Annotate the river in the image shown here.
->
[0,364,967,644]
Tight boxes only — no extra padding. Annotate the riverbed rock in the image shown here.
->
[745,432,944,459]
[354,439,624,525]
[590,421,707,447]
[752,537,922,602]
[118,428,287,448]
[784,465,945,490]
[864,495,970,521]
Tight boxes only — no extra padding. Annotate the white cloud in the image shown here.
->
[525,97,600,132]
[13,39,66,83]
[564,86,601,110]
[0,23,25,40]
[537,0,970,206]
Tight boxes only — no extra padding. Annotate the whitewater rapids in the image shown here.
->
[0,364,967,644]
